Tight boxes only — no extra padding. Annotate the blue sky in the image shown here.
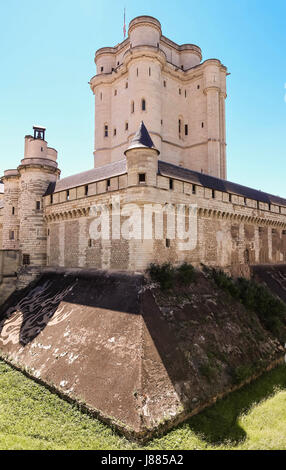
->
[0,0,285,196]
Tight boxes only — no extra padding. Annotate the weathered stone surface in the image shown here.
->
[0,269,284,440]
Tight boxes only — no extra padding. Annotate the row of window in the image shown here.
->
[10,201,41,215]
[99,63,201,91]
[49,176,285,216]
[99,77,201,102]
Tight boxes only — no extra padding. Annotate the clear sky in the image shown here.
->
[0,0,285,196]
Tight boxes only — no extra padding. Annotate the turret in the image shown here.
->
[128,16,162,48]
[17,126,60,266]
[124,121,159,187]
[203,60,227,179]
[2,169,20,250]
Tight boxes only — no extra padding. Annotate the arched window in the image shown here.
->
[131,101,134,113]
[104,124,108,137]
[141,99,146,111]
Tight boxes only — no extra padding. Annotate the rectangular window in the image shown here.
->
[192,184,196,195]
[166,239,170,248]
[66,190,70,201]
[23,254,30,265]
[36,201,41,210]
[9,230,14,240]
[113,128,117,136]
[212,190,215,199]
[229,193,232,202]
[169,179,173,190]
[104,125,108,137]
[125,122,128,131]
[85,185,88,196]
[50,194,53,204]
[139,173,146,183]
[12,206,15,215]
[106,179,111,190]
[185,124,188,136]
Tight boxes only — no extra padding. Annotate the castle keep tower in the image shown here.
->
[90,15,227,179]
[2,127,60,266]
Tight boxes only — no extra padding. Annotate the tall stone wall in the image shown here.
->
[90,16,227,178]
[44,178,286,275]
[0,209,3,250]
[1,172,20,251]
[18,166,58,266]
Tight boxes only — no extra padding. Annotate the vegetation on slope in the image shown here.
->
[203,266,286,343]
[0,360,285,450]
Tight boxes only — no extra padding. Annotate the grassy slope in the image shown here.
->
[0,360,285,450]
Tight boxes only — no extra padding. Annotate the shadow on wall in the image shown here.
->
[0,271,143,346]
[0,267,285,441]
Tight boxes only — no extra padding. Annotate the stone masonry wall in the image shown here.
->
[44,173,286,275]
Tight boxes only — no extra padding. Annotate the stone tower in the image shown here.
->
[90,15,227,179]
[2,127,60,267]
[125,120,159,187]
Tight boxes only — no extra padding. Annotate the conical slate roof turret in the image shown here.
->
[124,121,160,155]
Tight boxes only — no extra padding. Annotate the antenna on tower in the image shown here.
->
[123,7,126,39]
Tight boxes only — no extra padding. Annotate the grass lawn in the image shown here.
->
[0,360,285,450]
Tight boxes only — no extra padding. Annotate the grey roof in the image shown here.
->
[125,121,159,154]
[45,159,126,195]
[158,161,286,207]
[44,153,286,208]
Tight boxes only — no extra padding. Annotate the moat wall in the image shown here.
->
[0,267,284,440]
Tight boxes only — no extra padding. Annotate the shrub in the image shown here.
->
[209,268,286,342]
[199,363,217,382]
[147,263,175,290]
[232,365,254,385]
[176,262,196,286]
[147,262,197,290]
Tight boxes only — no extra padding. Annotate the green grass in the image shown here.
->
[0,360,285,450]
